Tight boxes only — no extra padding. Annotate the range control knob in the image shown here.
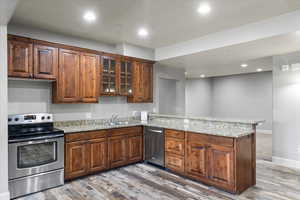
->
[8,118,12,122]
[14,118,19,122]
[41,116,45,120]
[47,116,51,120]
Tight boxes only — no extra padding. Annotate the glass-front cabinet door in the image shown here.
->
[120,60,133,96]
[101,56,118,95]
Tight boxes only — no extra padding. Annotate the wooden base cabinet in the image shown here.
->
[65,127,143,180]
[165,130,256,194]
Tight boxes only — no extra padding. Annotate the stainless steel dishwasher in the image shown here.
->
[144,126,165,167]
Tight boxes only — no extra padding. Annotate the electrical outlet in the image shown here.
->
[86,113,92,119]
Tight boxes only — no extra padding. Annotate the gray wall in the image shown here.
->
[211,72,272,130]
[185,78,212,116]
[154,64,186,115]
[159,78,178,114]
[273,52,300,163]
[185,72,273,130]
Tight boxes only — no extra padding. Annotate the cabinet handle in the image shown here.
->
[195,146,205,150]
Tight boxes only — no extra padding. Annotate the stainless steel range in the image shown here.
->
[8,113,64,199]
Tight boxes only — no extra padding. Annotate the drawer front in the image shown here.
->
[65,130,107,142]
[165,129,185,139]
[187,132,233,147]
[110,126,142,137]
[165,137,185,156]
[165,153,185,173]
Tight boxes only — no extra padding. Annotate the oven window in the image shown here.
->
[17,141,57,168]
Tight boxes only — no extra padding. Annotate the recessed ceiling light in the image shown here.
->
[185,72,188,75]
[200,74,206,78]
[83,11,96,22]
[138,28,148,37]
[197,3,211,15]
[241,63,248,68]
[256,68,263,72]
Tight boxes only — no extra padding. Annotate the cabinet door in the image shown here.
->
[120,60,133,96]
[8,39,33,78]
[88,138,108,173]
[33,44,58,79]
[208,145,234,186]
[56,49,81,103]
[186,142,208,178]
[65,141,89,180]
[128,135,143,163]
[142,63,153,102]
[108,135,127,168]
[166,153,185,173]
[101,56,119,95]
[166,137,184,156]
[80,53,100,103]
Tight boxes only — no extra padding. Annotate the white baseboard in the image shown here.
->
[0,191,10,200]
[272,156,300,169]
[256,129,272,134]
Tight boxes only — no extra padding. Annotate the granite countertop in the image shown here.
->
[55,115,259,138]
[149,113,265,125]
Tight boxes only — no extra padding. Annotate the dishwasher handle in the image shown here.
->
[147,129,163,134]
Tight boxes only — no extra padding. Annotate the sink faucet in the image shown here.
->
[110,114,119,124]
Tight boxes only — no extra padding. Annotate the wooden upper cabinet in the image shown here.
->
[100,55,119,96]
[54,49,81,103]
[33,44,58,79]
[208,145,234,186]
[8,35,58,80]
[127,61,153,103]
[142,63,153,102]
[8,37,33,78]
[186,142,208,178]
[80,53,100,103]
[120,60,133,96]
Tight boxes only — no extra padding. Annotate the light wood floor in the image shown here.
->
[17,160,300,200]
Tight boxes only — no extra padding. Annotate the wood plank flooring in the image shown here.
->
[16,160,300,200]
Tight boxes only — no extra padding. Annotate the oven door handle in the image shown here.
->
[9,133,64,143]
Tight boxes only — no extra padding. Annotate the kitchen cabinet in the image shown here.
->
[64,126,143,180]
[89,138,108,173]
[108,135,128,168]
[8,35,58,80]
[165,129,185,174]
[53,49,81,103]
[127,61,153,103]
[53,49,100,103]
[100,55,119,95]
[128,135,143,162]
[33,43,58,79]
[65,141,89,180]
[120,59,133,96]
[8,36,33,78]
[164,130,255,194]
[80,53,100,103]
[208,145,234,186]
[186,142,208,178]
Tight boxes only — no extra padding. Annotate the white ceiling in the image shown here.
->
[159,32,300,78]
[10,0,300,48]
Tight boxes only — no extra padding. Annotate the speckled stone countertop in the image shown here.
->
[55,115,261,138]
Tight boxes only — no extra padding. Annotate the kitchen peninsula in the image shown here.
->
[55,114,263,194]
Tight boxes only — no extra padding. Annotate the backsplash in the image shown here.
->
[8,80,154,121]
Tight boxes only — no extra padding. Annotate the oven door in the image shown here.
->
[8,136,64,180]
